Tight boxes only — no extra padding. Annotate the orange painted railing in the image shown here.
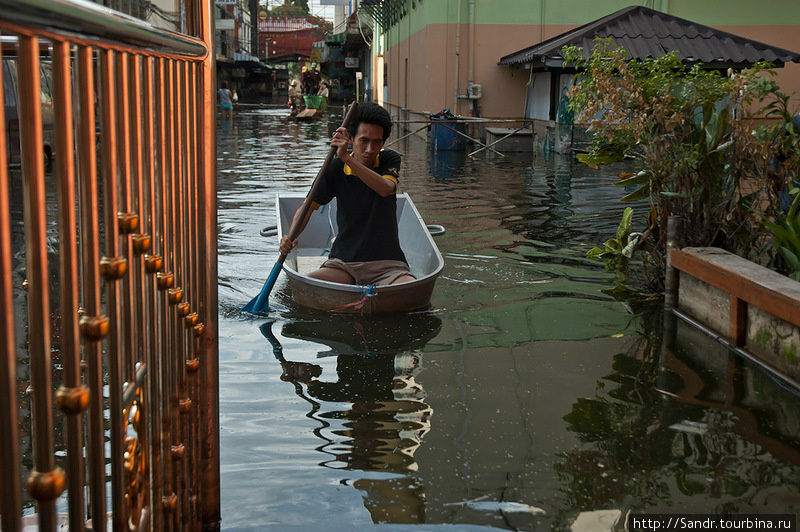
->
[0,0,219,529]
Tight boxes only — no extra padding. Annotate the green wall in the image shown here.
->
[382,0,800,48]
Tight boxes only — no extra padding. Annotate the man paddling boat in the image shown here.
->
[280,102,415,286]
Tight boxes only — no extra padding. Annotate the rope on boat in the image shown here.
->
[328,284,376,313]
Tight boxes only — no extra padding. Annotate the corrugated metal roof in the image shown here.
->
[258,18,319,33]
[498,5,800,68]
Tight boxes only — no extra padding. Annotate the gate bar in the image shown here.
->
[129,52,154,529]
[19,35,63,529]
[186,61,200,528]
[156,56,176,523]
[52,39,87,530]
[164,57,179,529]
[77,44,107,532]
[116,51,137,383]
[99,47,127,530]
[0,32,22,532]
[142,53,165,529]
[176,59,191,528]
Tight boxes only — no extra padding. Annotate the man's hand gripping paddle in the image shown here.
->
[242,102,359,315]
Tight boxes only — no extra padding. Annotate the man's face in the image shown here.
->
[352,123,385,167]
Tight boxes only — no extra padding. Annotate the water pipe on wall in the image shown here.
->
[454,0,462,112]
[468,0,475,92]
[540,0,545,43]
[454,0,481,113]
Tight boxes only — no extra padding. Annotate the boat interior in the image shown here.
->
[276,194,443,282]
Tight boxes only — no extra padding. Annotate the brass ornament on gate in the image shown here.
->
[167,287,183,305]
[186,358,200,373]
[144,254,163,273]
[123,436,137,473]
[132,233,151,254]
[176,302,190,317]
[156,272,174,290]
[118,212,140,234]
[26,467,66,501]
[100,256,128,280]
[80,314,110,341]
[129,402,141,424]
[170,443,185,460]
[123,389,147,526]
[192,322,205,337]
[162,493,177,512]
[55,384,91,415]
[184,312,198,327]
[178,397,192,413]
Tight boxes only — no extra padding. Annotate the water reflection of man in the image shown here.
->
[279,103,415,287]
[261,315,441,524]
[284,351,429,522]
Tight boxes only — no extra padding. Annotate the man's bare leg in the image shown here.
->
[391,274,415,285]
[308,267,354,284]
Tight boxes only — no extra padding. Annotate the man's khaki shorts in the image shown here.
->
[321,258,415,286]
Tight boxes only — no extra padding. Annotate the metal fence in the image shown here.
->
[0,0,219,530]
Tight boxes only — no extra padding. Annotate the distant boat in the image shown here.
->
[276,193,444,314]
[291,95,327,120]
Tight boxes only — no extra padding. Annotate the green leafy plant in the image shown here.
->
[563,39,800,289]
[761,188,800,281]
[587,207,641,260]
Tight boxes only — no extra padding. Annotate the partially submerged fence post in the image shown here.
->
[664,215,682,308]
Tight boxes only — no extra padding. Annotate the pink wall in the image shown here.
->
[716,25,800,107]
[384,23,800,118]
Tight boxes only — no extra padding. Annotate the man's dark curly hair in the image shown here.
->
[347,102,392,141]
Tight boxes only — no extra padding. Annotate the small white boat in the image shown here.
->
[276,193,444,314]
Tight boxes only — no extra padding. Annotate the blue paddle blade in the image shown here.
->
[242,261,284,315]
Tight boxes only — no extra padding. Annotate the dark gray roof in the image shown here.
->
[498,5,800,68]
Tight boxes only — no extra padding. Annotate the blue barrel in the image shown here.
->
[430,117,466,151]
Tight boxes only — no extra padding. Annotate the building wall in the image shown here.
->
[380,0,800,118]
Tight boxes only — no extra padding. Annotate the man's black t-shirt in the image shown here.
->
[312,149,406,263]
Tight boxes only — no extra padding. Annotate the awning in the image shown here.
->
[234,52,260,63]
[498,5,800,69]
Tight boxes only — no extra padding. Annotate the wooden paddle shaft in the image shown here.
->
[278,101,359,263]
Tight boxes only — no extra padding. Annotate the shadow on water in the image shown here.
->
[214,106,800,530]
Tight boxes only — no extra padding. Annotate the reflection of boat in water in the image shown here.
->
[280,309,443,356]
[260,313,441,522]
[276,194,444,314]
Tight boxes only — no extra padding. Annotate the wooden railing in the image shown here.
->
[670,247,800,346]
[0,0,219,529]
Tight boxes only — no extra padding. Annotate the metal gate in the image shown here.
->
[0,0,219,529]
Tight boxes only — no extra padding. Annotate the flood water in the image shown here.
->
[216,105,800,530]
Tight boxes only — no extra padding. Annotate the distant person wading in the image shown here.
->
[218,81,233,120]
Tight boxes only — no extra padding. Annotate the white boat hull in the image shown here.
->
[277,194,444,314]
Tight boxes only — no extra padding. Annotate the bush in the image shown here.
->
[564,39,800,289]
